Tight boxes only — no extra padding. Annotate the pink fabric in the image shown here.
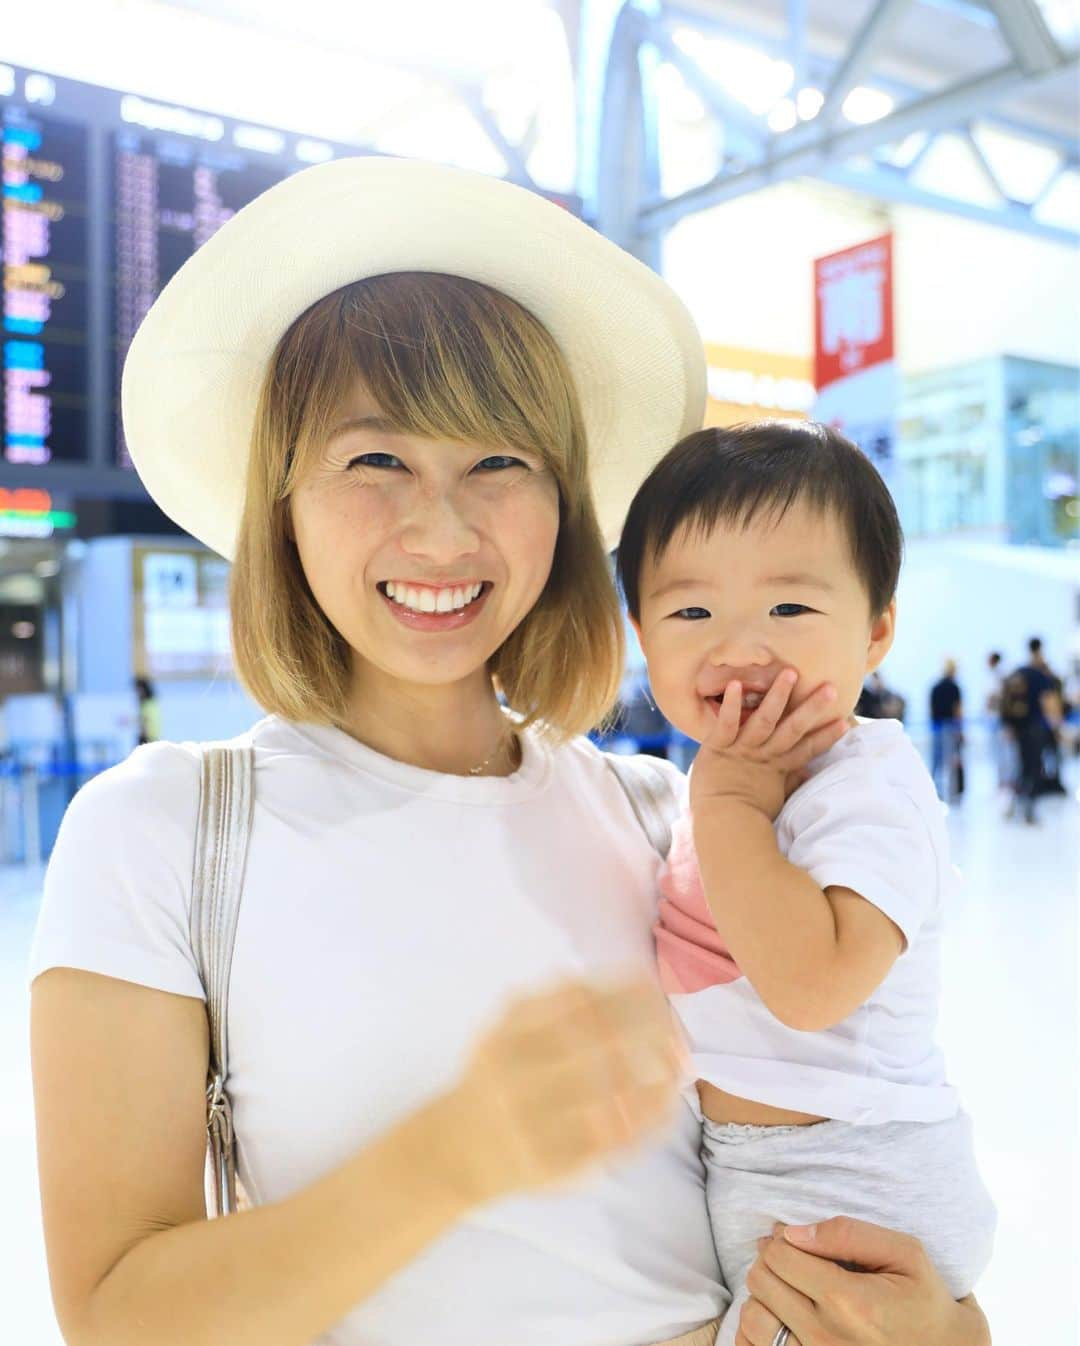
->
[654,815,744,995]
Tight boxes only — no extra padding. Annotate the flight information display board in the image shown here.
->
[112,133,289,466]
[1,106,90,465]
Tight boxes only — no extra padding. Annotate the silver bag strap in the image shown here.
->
[189,744,255,1219]
[604,753,681,859]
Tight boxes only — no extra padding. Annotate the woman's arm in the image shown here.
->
[33,969,682,1346]
[736,1217,991,1346]
[32,968,472,1346]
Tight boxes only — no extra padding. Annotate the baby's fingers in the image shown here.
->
[767,682,839,756]
[781,718,849,771]
[736,670,797,749]
[702,681,743,752]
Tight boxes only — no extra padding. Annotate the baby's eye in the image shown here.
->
[771,603,813,618]
[672,607,711,620]
[474,455,528,471]
[348,452,403,470]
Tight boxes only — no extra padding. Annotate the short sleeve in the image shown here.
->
[27,741,206,999]
[628,751,689,811]
[783,774,940,948]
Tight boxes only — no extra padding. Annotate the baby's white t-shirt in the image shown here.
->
[657,718,959,1126]
[29,716,723,1346]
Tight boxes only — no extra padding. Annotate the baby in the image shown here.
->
[617,421,996,1344]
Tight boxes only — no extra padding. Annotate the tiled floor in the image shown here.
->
[1,747,1076,1346]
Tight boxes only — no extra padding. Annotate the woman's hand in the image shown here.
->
[735,1217,991,1346]
[445,978,685,1205]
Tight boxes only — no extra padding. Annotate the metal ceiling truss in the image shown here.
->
[596,2,665,265]
[459,86,540,189]
[651,0,1078,152]
[982,0,1064,74]
[596,0,1079,252]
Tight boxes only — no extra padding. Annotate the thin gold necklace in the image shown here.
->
[468,732,520,776]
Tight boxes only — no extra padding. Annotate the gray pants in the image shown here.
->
[702,1110,996,1346]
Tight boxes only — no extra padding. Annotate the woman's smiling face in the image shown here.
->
[288,384,561,694]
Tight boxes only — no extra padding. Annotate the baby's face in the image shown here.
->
[634,500,895,745]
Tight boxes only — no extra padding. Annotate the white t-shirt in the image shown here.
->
[29,716,724,1346]
[661,719,959,1126]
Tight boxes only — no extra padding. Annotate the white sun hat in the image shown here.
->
[121,155,705,559]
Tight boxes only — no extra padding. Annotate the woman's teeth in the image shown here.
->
[384,581,484,614]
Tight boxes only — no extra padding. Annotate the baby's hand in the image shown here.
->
[690,671,848,820]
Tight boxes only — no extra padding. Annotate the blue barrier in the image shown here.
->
[0,757,120,865]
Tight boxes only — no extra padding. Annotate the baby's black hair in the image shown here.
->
[617,420,903,621]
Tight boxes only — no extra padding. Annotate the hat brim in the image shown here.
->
[121,156,705,559]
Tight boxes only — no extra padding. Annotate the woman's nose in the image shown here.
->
[399,489,481,562]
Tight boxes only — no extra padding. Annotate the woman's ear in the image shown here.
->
[866,598,896,673]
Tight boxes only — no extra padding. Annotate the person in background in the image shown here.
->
[1027,638,1065,794]
[985,652,1003,715]
[1002,639,1064,822]
[134,677,161,746]
[1063,656,1080,759]
[855,672,884,718]
[856,672,906,722]
[929,659,964,802]
[880,682,907,722]
[985,651,1013,791]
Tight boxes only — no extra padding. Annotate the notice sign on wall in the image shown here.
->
[704,344,815,429]
[133,545,231,678]
[813,233,897,485]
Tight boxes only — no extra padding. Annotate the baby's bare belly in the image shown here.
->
[697,1080,826,1127]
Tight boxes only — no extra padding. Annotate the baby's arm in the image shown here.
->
[693,803,904,1032]
[689,674,905,1033]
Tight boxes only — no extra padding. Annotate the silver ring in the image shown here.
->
[771,1328,791,1346]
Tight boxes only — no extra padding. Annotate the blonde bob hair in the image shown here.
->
[230,272,624,741]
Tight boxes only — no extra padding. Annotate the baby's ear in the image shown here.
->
[866,598,896,672]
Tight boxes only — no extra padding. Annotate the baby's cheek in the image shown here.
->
[642,659,673,707]
[656,670,699,736]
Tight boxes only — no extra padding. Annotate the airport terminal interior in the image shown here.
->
[1,2,1077,1343]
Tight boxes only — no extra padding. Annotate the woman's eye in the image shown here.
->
[673,607,711,621]
[474,455,527,472]
[771,603,812,617]
[348,452,403,470]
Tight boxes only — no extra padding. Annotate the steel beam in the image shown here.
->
[817,0,913,126]
[459,88,537,188]
[983,0,1064,75]
[552,0,584,75]
[789,0,808,95]
[964,128,1010,202]
[819,161,1079,247]
[643,19,769,156]
[640,54,1078,230]
[596,2,662,266]
[1031,156,1074,208]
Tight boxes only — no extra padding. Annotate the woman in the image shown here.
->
[135,676,161,745]
[29,158,989,1346]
